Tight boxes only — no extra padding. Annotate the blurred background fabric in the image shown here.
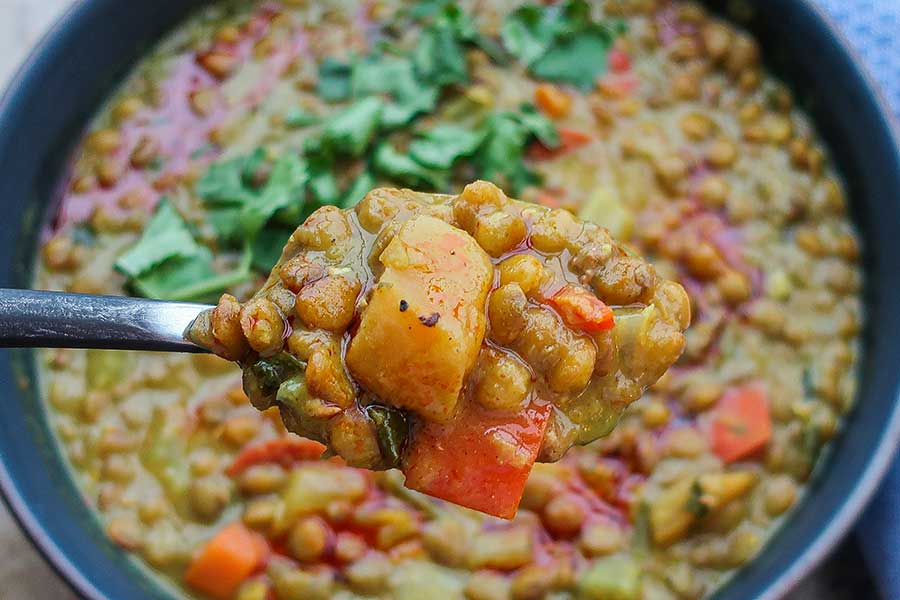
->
[0,0,897,598]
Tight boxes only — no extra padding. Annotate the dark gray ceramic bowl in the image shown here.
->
[0,1,898,599]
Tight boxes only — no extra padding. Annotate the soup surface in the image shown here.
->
[34,1,863,599]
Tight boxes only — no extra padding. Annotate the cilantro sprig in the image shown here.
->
[502,0,622,90]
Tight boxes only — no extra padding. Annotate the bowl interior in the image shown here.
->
[0,1,899,599]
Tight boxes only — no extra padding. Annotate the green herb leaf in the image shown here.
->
[317,58,353,102]
[502,0,617,90]
[372,142,448,190]
[341,171,376,208]
[251,225,294,272]
[195,148,267,206]
[284,108,320,128]
[477,113,538,194]
[321,96,385,157]
[409,124,486,169]
[239,153,309,238]
[413,21,468,87]
[366,404,409,468]
[352,56,439,129]
[531,30,611,90]
[514,103,560,148]
[114,199,204,278]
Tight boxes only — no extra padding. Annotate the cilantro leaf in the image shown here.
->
[502,0,617,90]
[478,113,540,194]
[321,97,385,157]
[531,30,612,90]
[317,58,353,102]
[372,142,448,190]
[413,21,468,87]
[307,158,341,206]
[114,199,204,278]
[239,153,308,238]
[514,103,560,148]
[195,148,267,206]
[285,108,320,128]
[409,124,486,169]
[340,171,376,208]
[251,226,294,272]
[352,56,440,129]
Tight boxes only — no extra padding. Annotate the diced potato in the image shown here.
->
[281,463,368,525]
[649,477,695,547]
[577,555,642,600]
[466,526,533,570]
[346,216,493,422]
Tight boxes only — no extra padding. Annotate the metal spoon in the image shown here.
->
[0,288,211,352]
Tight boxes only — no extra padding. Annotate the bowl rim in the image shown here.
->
[1,1,900,599]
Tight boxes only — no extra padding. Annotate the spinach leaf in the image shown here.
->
[409,124,485,169]
[114,199,204,278]
[317,58,353,102]
[372,142,448,190]
[239,153,309,238]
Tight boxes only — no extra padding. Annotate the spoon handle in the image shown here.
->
[0,288,212,352]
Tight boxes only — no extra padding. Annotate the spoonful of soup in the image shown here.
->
[188,180,690,518]
[0,180,688,518]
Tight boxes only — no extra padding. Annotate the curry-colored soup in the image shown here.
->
[35,1,862,598]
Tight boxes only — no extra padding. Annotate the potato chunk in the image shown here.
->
[346,216,493,422]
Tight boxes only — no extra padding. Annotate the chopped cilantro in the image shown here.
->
[238,153,309,238]
[413,19,468,87]
[372,142,448,190]
[477,112,540,194]
[251,225,294,272]
[114,199,204,278]
[321,97,385,157]
[409,124,486,169]
[514,103,560,148]
[317,58,353,102]
[195,148,267,206]
[502,0,618,90]
[340,171,376,208]
[284,108,320,128]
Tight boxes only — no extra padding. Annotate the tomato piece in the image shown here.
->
[184,522,269,599]
[226,436,325,476]
[710,385,772,463]
[528,128,593,160]
[608,48,632,73]
[548,284,615,333]
[403,402,552,519]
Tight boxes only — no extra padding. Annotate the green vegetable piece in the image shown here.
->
[245,353,306,409]
[307,158,341,206]
[577,555,642,600]
[251,225,294,272]
[477,113,538,194]
[284,108,320,128]
[239,153,308,238]
[409,124,486,169]
[317,58,353,102]
[514,103,560,148]
[133,245,251,302]
[340,171,376,208]
[114,199,204,278]
[531,30,611,90]
[413,21,468,87]
[351,56,438,128]
[502,0,617,90]
[195,148,267,206]
[372,142,448,190]
[365,404,409,467]
[321,96,384,157]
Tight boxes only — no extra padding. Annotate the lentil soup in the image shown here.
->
[34,1,863,599]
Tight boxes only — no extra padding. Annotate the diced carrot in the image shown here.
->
[528,128,593,160]
[184,523,269,599]
[535,84,573,118]
[608,48,632,73]
[403,402,551,519]
[226,436,325,477]
[710,385,772,463]
[547,284,615,333]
